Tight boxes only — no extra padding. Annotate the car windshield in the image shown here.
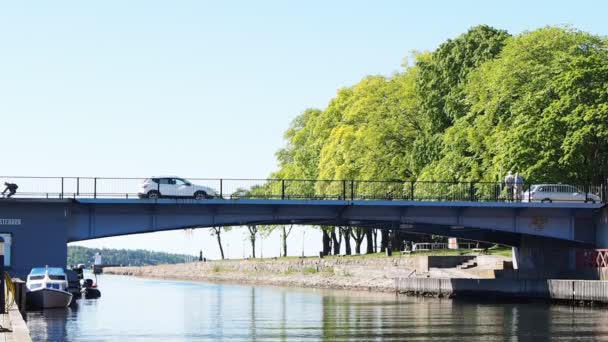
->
[177,178,191,185]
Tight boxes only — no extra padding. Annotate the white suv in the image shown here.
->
[522,184,600,203]
[138,176,218,200]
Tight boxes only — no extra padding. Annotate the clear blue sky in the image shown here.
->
[1,0,606,258]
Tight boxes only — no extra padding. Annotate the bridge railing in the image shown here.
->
[0,176,604,203]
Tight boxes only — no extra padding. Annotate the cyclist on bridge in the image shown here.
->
[2,182,18,198]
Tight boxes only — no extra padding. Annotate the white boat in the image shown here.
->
[26,267,73,309]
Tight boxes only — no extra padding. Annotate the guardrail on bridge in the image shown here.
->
[0,176,604,203]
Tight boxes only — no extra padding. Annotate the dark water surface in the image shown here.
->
[25,274,608,341]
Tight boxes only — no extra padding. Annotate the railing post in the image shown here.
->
[410,181,415,200]
[469,182,475,202]
[61,177,64,199]
[76,177,80,196]
[94,178,97,199]
[342,180,346,200]
[281,180,285,200]
[219,179,223,199]
[350,180,354,200]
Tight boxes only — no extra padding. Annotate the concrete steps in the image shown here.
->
[457,259,478,269]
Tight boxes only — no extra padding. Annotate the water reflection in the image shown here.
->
[25,275,608,341]
[26,307,70,342]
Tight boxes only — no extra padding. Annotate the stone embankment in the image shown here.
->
[396,277,608,304]
[104,254,509,292]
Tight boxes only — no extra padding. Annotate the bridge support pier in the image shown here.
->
[512,235,577,279]
[0,201,70,278]
[595,206,608,248]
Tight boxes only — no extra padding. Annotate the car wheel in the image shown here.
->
[147,190,160,199]
[194,191,207,200]
[541,198,552,203]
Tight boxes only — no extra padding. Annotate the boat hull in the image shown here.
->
[27,288,73,309]
[82,287,101,299]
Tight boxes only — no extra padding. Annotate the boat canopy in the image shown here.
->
[29,267,66,276]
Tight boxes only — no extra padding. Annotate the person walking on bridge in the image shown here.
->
[514,172,524,202]
[504,171,515,202]
[2,182,18,198]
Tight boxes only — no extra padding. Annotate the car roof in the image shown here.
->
[149,175,182,179]
[533,184,576,186]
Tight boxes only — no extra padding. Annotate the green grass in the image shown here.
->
[487,246,513,257]
[303,267,318,274]
[216,247,513,263]
[211,265,234,272]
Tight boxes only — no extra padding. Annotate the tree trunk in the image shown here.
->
[214,228,225,260]
[282,226,287,257]
[351,228,365,254]
[331,228,342,255]
[248,225,257,259]
[380,229,389,252]
[365,229,374,254]
[322,229,331,256]
[341,227,352,255]
[373,229,378,253]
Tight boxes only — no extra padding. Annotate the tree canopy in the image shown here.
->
[67,246,192,267]
[271,25,608,187]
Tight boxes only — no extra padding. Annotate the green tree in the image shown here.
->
[416,25,510,132]
[425,26,608,184]
[67,246,192,266]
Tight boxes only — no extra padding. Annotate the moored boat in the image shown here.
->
[26,267,73,309]
[81,278,102,299]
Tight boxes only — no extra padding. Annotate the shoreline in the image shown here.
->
[103,256,608,306]
[103,254,509,293]
[109,271,399,294]
[104,264,399,293]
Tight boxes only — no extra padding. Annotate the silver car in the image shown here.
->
[522,184,600,203]
[138,176,217,200]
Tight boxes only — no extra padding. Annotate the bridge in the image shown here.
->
[0,176,606,278]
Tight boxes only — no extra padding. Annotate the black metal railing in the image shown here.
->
[0,176,605,203]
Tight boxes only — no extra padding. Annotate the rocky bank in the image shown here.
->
[104,254,510,292]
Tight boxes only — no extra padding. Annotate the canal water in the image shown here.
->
[25,274,608,341]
